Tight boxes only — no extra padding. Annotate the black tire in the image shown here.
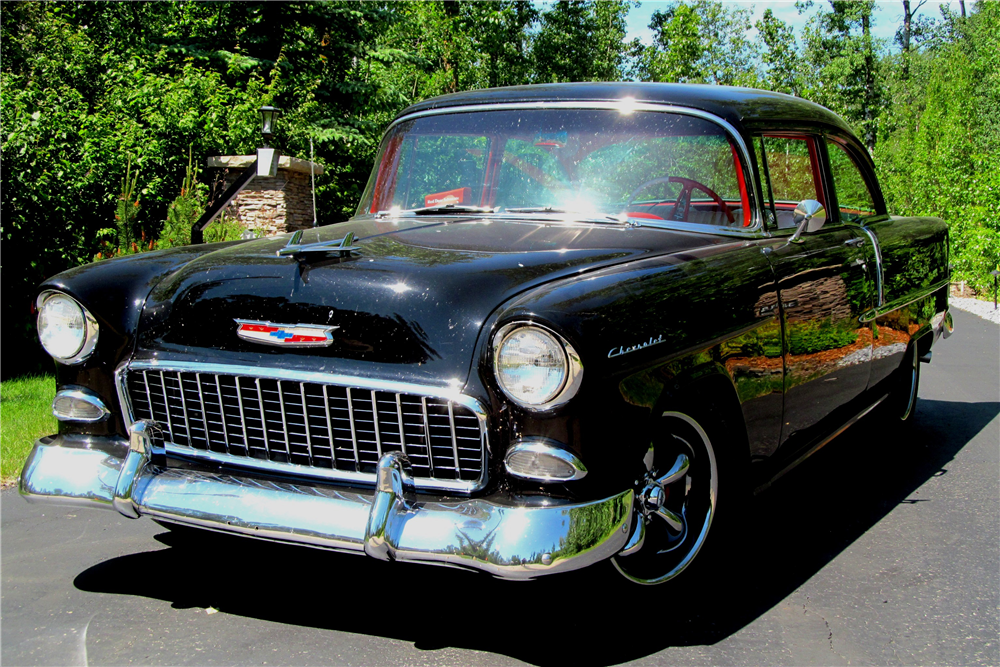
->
[884,343,921,423]
[611,404,746,585]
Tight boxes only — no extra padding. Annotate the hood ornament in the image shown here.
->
[277,231,361,258]
[235,319,339,347]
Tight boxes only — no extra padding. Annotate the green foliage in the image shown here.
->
[157,145,208,249]
[787,320,859,356]
[532,1,639,82]
[641,1,759,86]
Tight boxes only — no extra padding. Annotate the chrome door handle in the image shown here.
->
[844,237,865,247]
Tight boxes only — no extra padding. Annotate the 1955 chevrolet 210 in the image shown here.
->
[22,83,953,585]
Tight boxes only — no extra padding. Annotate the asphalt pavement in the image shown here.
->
[2,308,997,666]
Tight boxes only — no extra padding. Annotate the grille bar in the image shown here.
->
[121,363,488,492]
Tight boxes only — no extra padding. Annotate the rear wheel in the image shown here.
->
[884,343,920,423]
[612,410,725,585]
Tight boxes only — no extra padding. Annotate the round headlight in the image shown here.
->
[37,292,99,363]
[494,324,582,409]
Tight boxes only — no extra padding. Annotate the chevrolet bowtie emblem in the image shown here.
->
[235,319,339,347]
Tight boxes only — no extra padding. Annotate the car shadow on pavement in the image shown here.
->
[74,398,998,667]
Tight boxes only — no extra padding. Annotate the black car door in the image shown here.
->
[754,134,875,460]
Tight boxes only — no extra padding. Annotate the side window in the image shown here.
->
[754,135,825,230]
[827,141,877,221]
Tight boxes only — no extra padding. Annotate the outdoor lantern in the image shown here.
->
[259,105,281,145]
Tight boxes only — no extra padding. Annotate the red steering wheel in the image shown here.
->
[625,176,734,224]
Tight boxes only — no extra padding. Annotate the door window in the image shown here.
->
[826,141,878,221]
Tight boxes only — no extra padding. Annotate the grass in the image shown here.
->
[1,375,56,487]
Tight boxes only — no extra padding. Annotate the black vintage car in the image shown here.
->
[22,83,953,584]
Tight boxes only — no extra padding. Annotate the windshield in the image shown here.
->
[356,108,752,228]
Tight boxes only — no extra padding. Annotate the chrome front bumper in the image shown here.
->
[19,427,633,580]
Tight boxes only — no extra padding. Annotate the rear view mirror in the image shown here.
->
[789,200,826,243]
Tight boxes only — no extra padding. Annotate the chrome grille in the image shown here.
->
[120,364,487,492]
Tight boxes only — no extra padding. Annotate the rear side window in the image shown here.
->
[754,135,825,230]
[826,141,877,221]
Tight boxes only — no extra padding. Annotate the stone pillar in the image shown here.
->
[206,155,324,237]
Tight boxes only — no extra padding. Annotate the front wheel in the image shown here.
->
[612,411,724,585]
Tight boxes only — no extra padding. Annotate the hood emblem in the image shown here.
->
[235,319,339,348]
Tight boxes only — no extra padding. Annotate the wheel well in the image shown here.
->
[655,371,751,476]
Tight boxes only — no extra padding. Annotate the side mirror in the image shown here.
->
[789,199,826,243]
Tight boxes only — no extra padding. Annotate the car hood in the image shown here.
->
[136,216,724,383]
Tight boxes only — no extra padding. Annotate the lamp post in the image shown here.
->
[258,106,281,147]
[190,104,283,243]
[257,105,282,178]
[990,270,999,310]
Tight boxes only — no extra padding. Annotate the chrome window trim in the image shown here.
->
[37,291,100,365]
[374,101,762,234]
[492,321,584,411]
[114,360,490,494]
[52,388,111,422]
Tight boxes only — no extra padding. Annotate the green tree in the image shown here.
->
[757,8,803,95]
[532,1,638,82]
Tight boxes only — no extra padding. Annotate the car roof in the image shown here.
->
[396,82,856,138]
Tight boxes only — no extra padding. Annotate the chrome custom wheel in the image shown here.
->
[612,411,719,585]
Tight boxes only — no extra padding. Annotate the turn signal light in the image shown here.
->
[504,439,587,482]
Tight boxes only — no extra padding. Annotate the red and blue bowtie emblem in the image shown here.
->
[235,319,339,348]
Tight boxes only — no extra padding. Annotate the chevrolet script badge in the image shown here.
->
[235,319,339,348]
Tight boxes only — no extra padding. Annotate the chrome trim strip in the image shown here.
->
[505,438,588,482]
[859,278,951,323]
[159,371,174,439]
[856,226,884,306]
[421,397,434,477]
[346,387,360,469]
[52,388,111,423]
[322,384,337,467]
[300,382,314,464]
[760,394,888,493]
[116,360,490,494]
[386,101,763,234]
[447,401,460,473]
[177,371,192,442]
[371,389,382,459]
[215,374,230,454]
[395,394,407,456]
[236,376,250,451]
[255,377,269,455]
[277,379,290,459]
[196,373,210,444]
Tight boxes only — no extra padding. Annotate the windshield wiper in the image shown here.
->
[504,207,628,224]
[377,204,498,217]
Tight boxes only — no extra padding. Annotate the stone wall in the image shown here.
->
[206,155,323,237]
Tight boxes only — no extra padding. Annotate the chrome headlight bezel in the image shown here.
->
[36,291,99,364]
[492,322,583,411]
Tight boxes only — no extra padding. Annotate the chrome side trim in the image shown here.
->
[505,438,589,482]
[759,394,888,493]
[115,360,490,494]
[859,278,951,323]
[856,226,884,306]
[52,388,110,422]
[387,101,763,233]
